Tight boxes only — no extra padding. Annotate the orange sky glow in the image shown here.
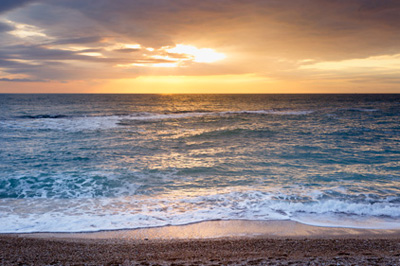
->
[1,1,400,93]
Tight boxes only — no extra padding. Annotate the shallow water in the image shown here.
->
[0,94,399,232]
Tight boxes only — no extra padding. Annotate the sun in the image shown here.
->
[166,44,226,63]
[116,44,227,68]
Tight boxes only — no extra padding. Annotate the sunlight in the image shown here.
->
[105,43,142,51]
[115,44,226,68]
[123,44,141,49]
[6,20,48,39]
[300,54,400,71]
[150,62,179,68]
[78,52,103,57]
[166,44,226,63]
[95,74,278,94]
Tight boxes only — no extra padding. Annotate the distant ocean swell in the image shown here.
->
[0,107,381,133]
[2,109,316,130]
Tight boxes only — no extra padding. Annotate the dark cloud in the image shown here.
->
[1,44,86,60]
[0,59,32,69]
[113,48,141,53]
[358,0,400,12]
[0,42,185,81]
[52,36,103,45]
[0,0,36,13]
[0,22,13,32]
[0,78,43,82]
[1,45,123,64]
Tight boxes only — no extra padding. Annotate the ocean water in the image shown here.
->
[0,94,399,233]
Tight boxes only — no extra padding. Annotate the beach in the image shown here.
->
[2,220,400,265]
[1,94,400,265]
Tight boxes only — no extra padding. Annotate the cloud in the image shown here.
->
[0,77,43,82]
[0,0,36,14]
[113,48,141,53]
[1,0,400,90]
[32,0,400,61]
[52,36,103,45]
[0,21,13,32]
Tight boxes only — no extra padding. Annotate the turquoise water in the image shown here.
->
[0,94,399,232]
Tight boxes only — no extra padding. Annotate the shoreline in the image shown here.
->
[10,220,400,240]
[2,220,400,265]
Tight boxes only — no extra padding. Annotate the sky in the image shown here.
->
[1,0,400,93]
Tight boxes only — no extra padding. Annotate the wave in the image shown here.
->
[121,109,315,123]
[16,114,70,119]
[222,110,315,116]
[340,108,379,112]
[1,189,399,233]
[1,115,122,132]
[0,109,315,132]
[181,127,275,140]
[0,172,140,199]
[5,106,384,133]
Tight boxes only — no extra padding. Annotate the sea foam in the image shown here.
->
[1,189,400,233]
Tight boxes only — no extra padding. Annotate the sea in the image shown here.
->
[0,94,399,233]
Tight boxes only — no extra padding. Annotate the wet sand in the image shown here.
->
[2,220,400,265]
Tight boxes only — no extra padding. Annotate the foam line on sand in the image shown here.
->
[18,220,400,240]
